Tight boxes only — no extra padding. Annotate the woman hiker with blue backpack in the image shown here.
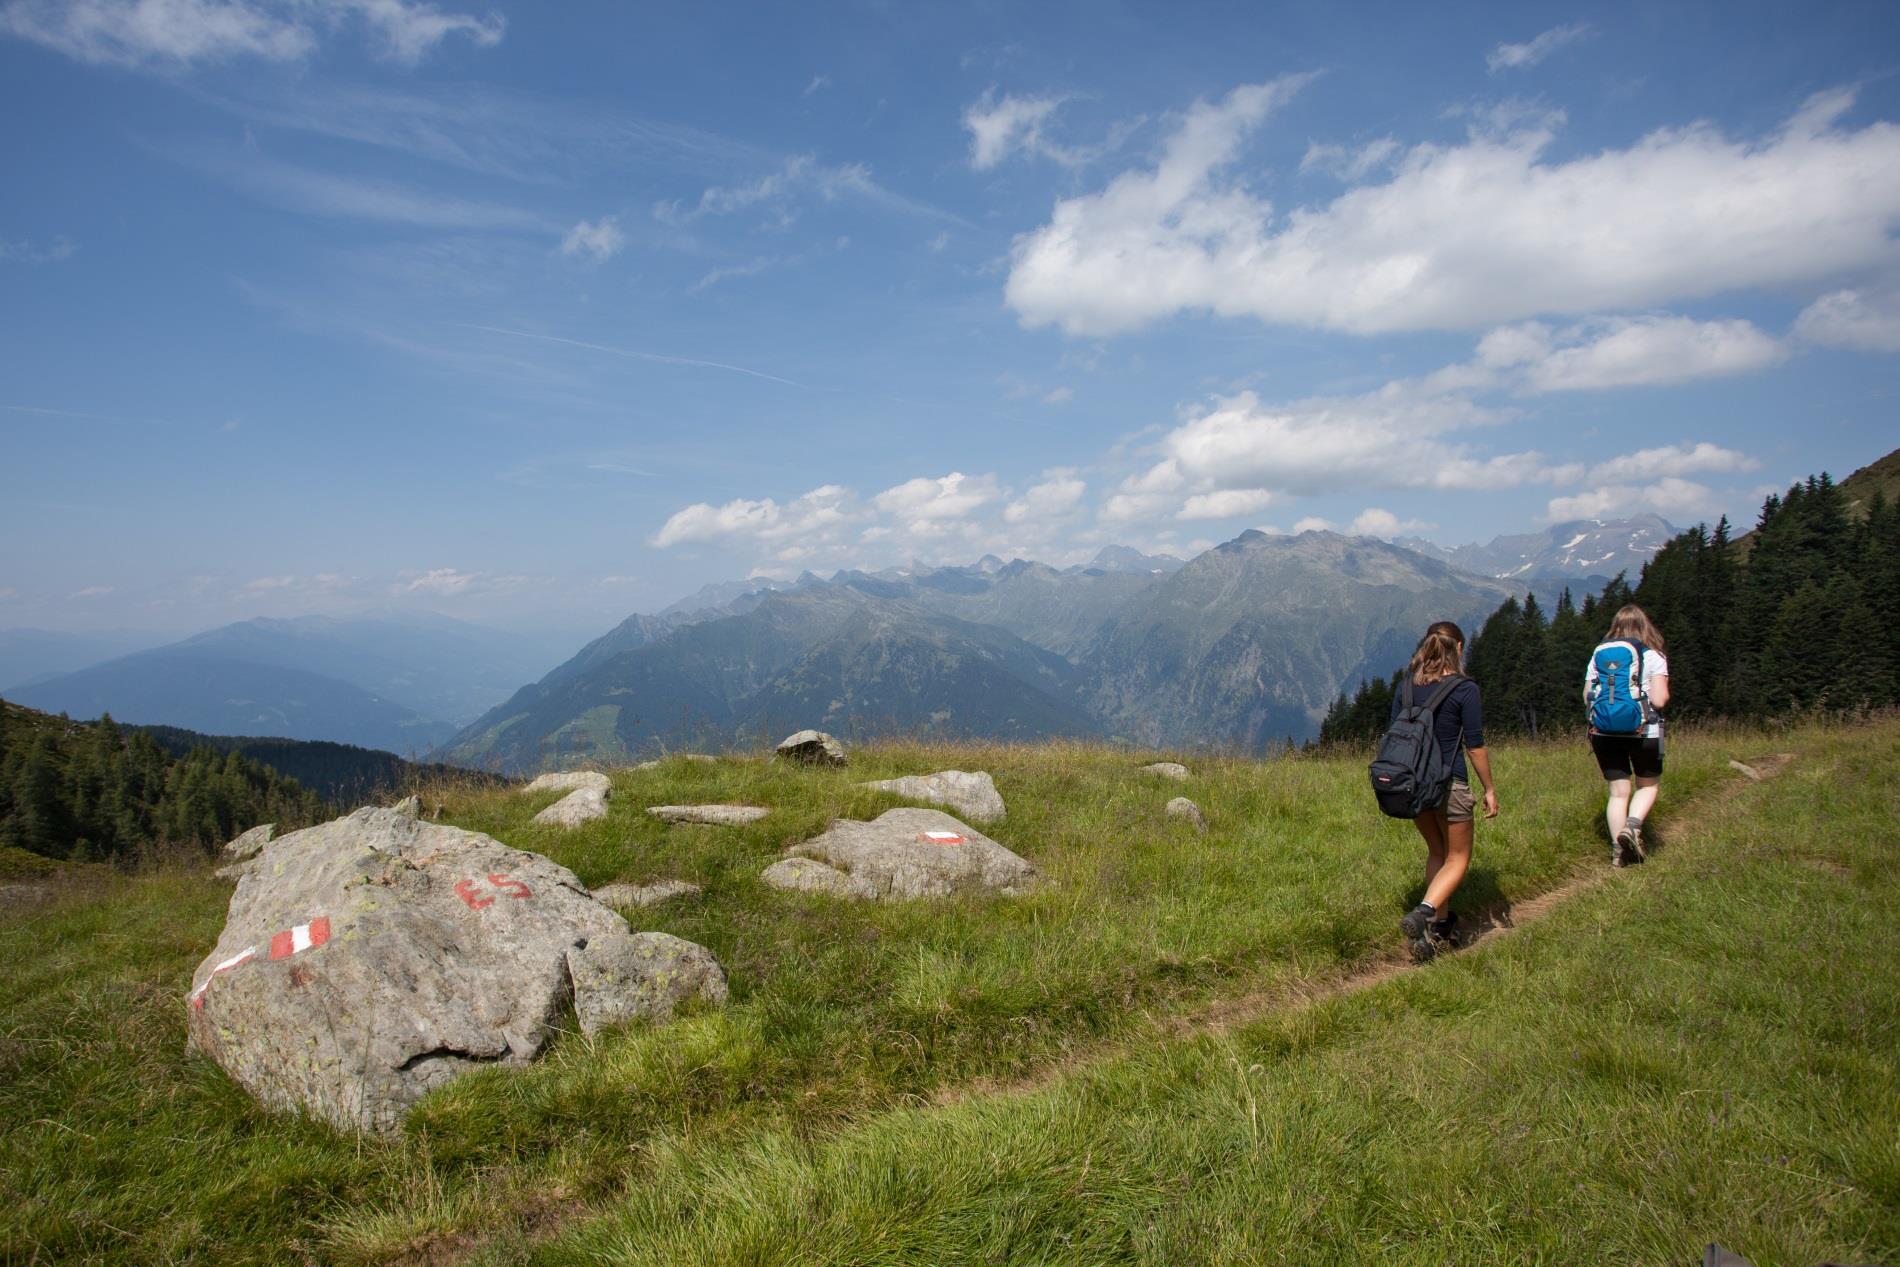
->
[1584,604,1671,867]
[1374,620,1500,961]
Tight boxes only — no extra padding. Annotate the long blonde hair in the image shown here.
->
[1407,620,1465,682]
[1604,604,1665,654]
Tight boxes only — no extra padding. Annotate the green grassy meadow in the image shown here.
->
[1,724,1894,1265]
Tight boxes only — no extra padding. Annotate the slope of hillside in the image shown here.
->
[1079,530,1513,747]
[134,725,500,805]
[10,652,455,755]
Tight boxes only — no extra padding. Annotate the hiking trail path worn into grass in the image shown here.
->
[404,750,1798,1266]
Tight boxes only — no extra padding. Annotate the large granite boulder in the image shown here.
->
[1142,761,1190,781]
[761,808,1037,901]
[859,770,1005,824]
[774,729,847,767]
[523,771,612,796]
[534,786,609,827]
[647,805,770,826]
[185,807,727,1133]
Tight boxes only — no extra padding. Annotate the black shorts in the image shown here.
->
[1591,733,1664,780]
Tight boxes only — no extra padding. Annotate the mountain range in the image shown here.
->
[1396,515,1676,581]
[5,613,579,756]
[439,533,1520,771]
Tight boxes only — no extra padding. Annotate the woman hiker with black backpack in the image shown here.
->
[1385,621,1500,961]
[1584,604,1671,867]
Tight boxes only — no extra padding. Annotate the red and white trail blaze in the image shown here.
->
[917,831,965,845]
[188,915,330,1010]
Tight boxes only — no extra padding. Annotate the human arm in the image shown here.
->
[1467,746,1500,818]
[1647,672,1670,711]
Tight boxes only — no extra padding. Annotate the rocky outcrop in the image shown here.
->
[774,729,847,767]
[224,824,275,860]
[523,771,612,796]
[185,807,726,1134]
[646,805,770,826]
[1165,797,1207,833]
[1142,761,1190,781]
[858,770,1005,824]
[762,808,1036,901]
[391,795,421,819]
[592,880,702,909]
[534,786,609,827]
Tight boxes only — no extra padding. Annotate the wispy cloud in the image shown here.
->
[803,73,830,97]
[0,0,503,69]
[1487,22,1594,73]
[655,154,971,228]
[561,216,625,259]
[0,235,77,263]
[460,324,806,387]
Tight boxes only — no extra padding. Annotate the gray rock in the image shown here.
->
[592,880,702,909]
[224,823,275,860]
[646,804,770,826]
[859,770,1005,824]
[523,771,612,796]
[774,729,847,767]
[1165,797,1207,833]
[766,807,1037,901]
[534,785,610,827]
[633,754,719,771]
[1142,761,1190,781]
[760,856,876,899]
[185,807,727,1133]
[214,859,256,881]
[391,795,421,819]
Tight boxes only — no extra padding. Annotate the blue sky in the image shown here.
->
[3,0,1898,636]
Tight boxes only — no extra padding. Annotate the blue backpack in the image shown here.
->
[1588,641,1649,735]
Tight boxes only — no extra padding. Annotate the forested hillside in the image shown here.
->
[0,701,324,864]
[135,725,501,806]
[1320,457,1900,744]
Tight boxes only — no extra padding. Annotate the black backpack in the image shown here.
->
[1368,675,1464,819]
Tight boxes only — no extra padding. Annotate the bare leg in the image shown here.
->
[1628,776,1660,823]
[1423,818,1473,911]
[1414,810,1448,891]
[1605,777,1633,839]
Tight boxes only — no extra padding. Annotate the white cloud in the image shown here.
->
[927,231,952,253]
[1006,84,1900,337]
[1487,23,1594,73]
[1042,386,1074,405]
[1291,516,1335,534]
[1546,477,1720,523]
[1794,286,1900,353]
[1503,316,1787,391]
[1594,442,1758,483]
[190,149,549,230]
[1348,507,1431,538]
[0,235,76,263]
[965,92,1064,169]
[651,485,857,549]
[1178,488,1275,520]
[1004,471,1086,524]
[561,216,624,260]
[872,471,1001,526]
[803,73,830,97]
[0,0,501,68]
[1299,137,1398,181]
[402,567,479,595]
[70,585,114,598]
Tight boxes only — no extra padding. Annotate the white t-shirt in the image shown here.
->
[1583,642,1669,738]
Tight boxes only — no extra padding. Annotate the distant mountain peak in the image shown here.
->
[1086,544,1187,574]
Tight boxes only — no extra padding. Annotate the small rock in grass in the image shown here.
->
[534,785,610,827]
[592,880,702,909]
[523,771,612,796]
[858,770,1005,824]
[765,807,1037,901]
[633,754,719,771]
[1165,797,1207,833]
[647,804,770,826]
[760,856,877,899]
[774,729,847,767]
[391,795,421,819]
[1143,761,1190,781]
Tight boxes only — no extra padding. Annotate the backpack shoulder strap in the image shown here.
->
[1420,674,1464,714]
[1401,676,1416,711]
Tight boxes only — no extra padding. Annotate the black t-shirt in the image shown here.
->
[1389,676,1485,782]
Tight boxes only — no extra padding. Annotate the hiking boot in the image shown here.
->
[1400,904,1442,962]
[1613,828,1636,868]
[1430,911,1461,949]
[1628,825,1648,862]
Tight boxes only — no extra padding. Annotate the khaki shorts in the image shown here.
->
[1439,778,1475,824]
